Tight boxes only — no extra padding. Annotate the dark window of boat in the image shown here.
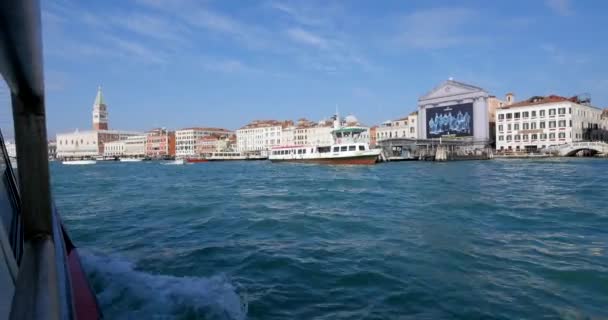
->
[318,146,330,153]
[359,145,365,151]
[297,149,302,154]
[349,146,356,151]
[333,147,339,152]
[340,146,347,152]
[303,149,307,154]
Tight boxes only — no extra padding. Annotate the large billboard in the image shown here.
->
[426,103,474,138]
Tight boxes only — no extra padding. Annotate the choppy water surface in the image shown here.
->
[51,159,608,319]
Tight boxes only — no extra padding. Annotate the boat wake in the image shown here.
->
[79,250,247,320]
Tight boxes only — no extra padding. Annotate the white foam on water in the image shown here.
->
[79,250,247,320]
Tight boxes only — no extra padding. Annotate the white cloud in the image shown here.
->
[200,57,255,74]
[545,0,572,16]
[286,28,328,49]
[397,7,481,49]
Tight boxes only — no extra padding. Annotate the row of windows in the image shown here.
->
[498,120,571,131]
[498,132,567,141]
[58,139,97,145]
[498,107,570,120]
[272,145,366,155]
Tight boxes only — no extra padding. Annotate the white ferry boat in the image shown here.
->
[119,157,143,162]
[206,151,247,161]
[62,159,96,165]
[269,126,381,165]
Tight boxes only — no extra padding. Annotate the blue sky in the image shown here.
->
[31,0,608,136]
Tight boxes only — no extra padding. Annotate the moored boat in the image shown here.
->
[269,120,381,165]
[185,157,209,163]
[120,157,143,162]
[62,159,97,165]
[206,151,247,161]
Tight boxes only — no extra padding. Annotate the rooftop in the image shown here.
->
[178,127,232,132]
[238,119,294,130]
[500,95,590,109]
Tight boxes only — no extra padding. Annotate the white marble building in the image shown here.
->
[175,127,232,157]
[124,135,147,157]
[236,120,292,153]
[496,95,608,152]
[103,140,125,157]
[56,130,140,158]
[376,113,418,141]
[418,79,489,147]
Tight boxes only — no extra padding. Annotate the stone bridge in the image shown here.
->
[545,141,608,156]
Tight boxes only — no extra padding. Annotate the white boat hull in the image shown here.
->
[62,160,96,165]
[162,159,185,165]
[120,158,143,162]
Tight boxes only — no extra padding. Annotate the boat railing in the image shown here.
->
[1,1,80,319]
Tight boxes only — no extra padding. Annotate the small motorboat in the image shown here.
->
[162,159,185,165]
[120,157,143,162]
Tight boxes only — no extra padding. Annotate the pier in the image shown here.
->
[377,138,493,161]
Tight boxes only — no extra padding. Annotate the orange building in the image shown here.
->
[146,128,175,158]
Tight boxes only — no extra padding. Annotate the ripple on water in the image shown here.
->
[51,160,608,319]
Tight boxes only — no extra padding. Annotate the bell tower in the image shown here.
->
[92,86,108,130]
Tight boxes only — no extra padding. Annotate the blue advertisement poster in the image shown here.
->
[426,103,474,138]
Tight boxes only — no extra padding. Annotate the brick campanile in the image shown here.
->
[92,86,108,131]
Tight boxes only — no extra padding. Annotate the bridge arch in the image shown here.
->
[564,148,601,157]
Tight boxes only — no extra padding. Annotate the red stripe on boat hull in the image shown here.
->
[185,158,209,163]
[68,249,102,319]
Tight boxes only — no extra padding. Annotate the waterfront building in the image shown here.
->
[145,128,176,158]
[376,112,418,141]
[369,126,378,146]
[196,134,233,155]
[56,130,140,158]
[175,127,232,157]
[55,88,140,158]
[236,120,293,153]
[417,79,490,147]
[291,118,335,146]
[103,140,125,157]
[124,135,147,157]
[48,141,57,159]
[496,95,608,152]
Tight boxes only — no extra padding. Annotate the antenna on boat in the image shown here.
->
[334,104,340,129]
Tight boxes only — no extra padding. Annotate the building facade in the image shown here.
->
[376,112,418,141]
[124,135,147,157]
[48,141,57,160]
[236,120,293,153]
[146,128,175,158]
[103,140,125,157]
[175,127,232,157]
[56,130,140,158]
[496,95,608,152]
[196,135,232,154]
[418,79,490,147]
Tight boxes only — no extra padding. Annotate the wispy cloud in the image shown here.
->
[396,7,482,49]
[136,0,270,49]
[286,28,328,49]
[42,2,171,65]
[545,0,573,16]
[200,57,258,74]
[540,43,587,65]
